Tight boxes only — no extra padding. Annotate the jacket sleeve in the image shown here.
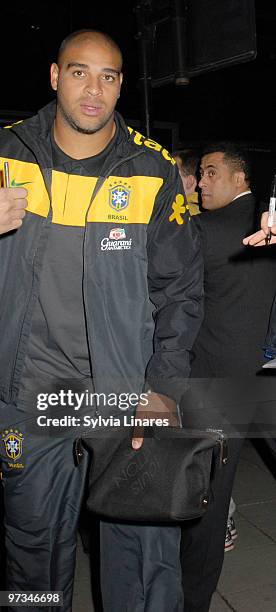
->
[145,163,204,402]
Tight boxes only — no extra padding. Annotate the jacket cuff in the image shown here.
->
[145,377,189,404]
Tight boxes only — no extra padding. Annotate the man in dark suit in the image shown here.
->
[180,143,276,612]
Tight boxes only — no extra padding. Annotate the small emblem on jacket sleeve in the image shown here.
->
[169,194,187,225]
[1,429,25,469]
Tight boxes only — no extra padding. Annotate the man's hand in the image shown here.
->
[243,211,276,246]
[132,391,180,450]
[0,187,28,235]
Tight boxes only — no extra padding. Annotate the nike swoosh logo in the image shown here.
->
[11,179,33,187]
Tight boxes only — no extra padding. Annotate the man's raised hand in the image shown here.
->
[0,187,28,235]
[243,211,276,246]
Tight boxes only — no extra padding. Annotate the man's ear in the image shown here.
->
[186,174,197,192]
[117,72,123,98]
[235,171,246,187]
[50,63,59,91]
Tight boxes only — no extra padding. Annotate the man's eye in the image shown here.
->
[73,70,85,77]
[102,74,115,82]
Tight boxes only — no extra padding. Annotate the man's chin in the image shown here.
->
[60,106,111,136]
[72,119,105,135]
[202,199,212,209]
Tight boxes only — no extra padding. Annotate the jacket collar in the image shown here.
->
[10,100,134,163]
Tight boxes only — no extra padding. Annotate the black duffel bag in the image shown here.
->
[76,425,228,523]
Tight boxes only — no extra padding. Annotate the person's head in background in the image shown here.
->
[199,143,252,211]
[172,149,200,196]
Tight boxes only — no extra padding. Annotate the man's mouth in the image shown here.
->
[80,103,103,116]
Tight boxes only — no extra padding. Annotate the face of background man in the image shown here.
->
[50,35,123,137]
[199,152,245,210]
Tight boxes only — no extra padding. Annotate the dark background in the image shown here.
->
[0,0,275,199]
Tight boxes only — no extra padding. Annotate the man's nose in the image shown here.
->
[85,77,103,96]
[198,174,207,189]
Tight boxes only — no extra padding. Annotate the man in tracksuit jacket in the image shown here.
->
[0,30,203,611]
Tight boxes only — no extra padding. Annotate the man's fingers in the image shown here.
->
[13,199,28,209]
[0,188,28,235]
[131,392,181,451]
[0,187,28,199]
[132,436,144,450]
[9,219,24,230]
[260,211,269,228]
[243,231,276,246]
[243,212,276,246]
[132,424,144,449]
[1,198,28,213]
[0,218,24,235]
[11,207,26,221]
[243,230,267,246]
[1,204,27,226]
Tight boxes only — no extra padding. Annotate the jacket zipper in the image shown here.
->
[82,150,144,415]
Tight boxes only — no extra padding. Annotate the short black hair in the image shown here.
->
[172,149,201,177]
[57,29,123,69]
[201,142,251,186]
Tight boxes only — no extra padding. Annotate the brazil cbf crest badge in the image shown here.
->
[109,182,131,212]
[1,429,24,468]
